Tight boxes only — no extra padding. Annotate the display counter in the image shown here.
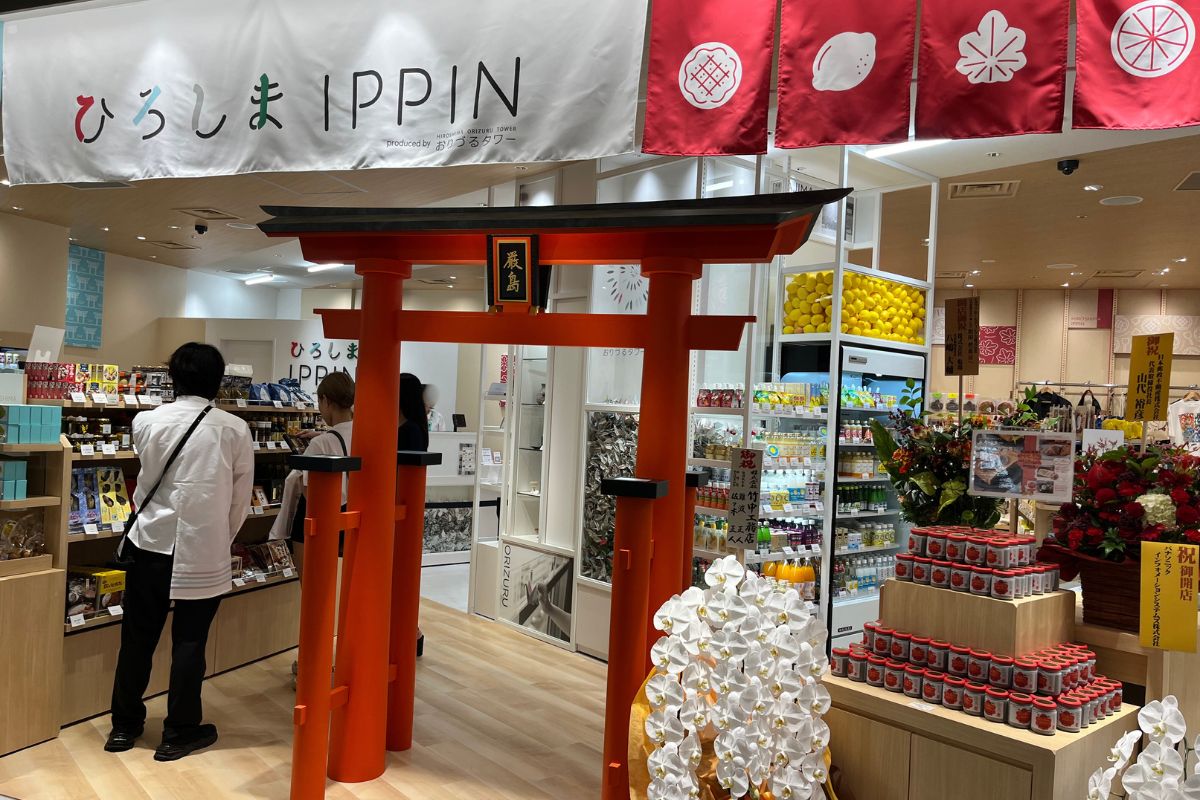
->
[824,675,1138,800]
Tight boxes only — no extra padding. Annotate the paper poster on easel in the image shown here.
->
[968,430,1074,503]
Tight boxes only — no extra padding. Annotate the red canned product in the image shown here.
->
[891,632,913,662]
[948,645,971,677]
[986,539,1011,569]
[967,649,992,681]
[991,570,1015,600]
[848,651,868,682]
[1008,692,1034,729]
[830,647,851,677]
[1032,698,1057,735]
[984,688,1010,724]
[1015,568,1030,599]
[965,536,989,566]
[908,530,927,556]
[930,560,953,588]
[1063,656,1081,690]
[895,554,914,581]
[1044,563,1060,591]
[946,533,968,563]
[884,660,906,692]
[866,655,887,687]
[950,564,972,592]
[873,626,894,657]
[1030,567,1045,595]
[910,636,931,665]
[1058,696,1083,732]
[1012,658,1039,691]
[962,681,987,716]
[912,557,932,585]
[922,670,945,704]
[927,640,950,672]
[903,665,925,698]
[1109,680,1123,709]
[1083,691,1098,727]
[969,567,994,596]
[943,676,966,710]
[989,655,1015,689]
[1038,660,1064,696]
[926,532,947,558]
[863,621,879,651]
[1079,651,1096,683]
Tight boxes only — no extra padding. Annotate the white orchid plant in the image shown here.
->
[1088,696,1200,799]
[644,556,831,800]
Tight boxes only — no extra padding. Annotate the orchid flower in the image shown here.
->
[653,596,694,635]
[646,673,684,709]
[650,636,691,675]
[809,718,831,750]
[798,681,832,716]
[746,744,772,786]
[715,754,750,798]
[1142,697,1188,745]
[711,627,750,662]
[682,661,713,696]
[776,724,812,765]
[678,732,702,770]
[774,595,810,628]
[800,750,829,784]
[770,697,809,732]
[1170,775,1200,800]
[705,590,749,629]
[770,766,814,800]
[678,585,706,610]
[704,556,745,592]
[679,695,710,732]
[1123,742,1186,795]
[647,742,688,782]
[647,775,692,800]
[710,693,743,732]
[712,659,749,696]
[767,627,801,661]
[645,709,686,746]
[771,668,804,699]
[1087,768,1117,800]
[741,679,772,717]
[1109,730,1144,769]
[714,729,750,763]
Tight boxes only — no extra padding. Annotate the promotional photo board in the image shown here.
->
[968,430,1075,503]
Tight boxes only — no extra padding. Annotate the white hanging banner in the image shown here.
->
[1,0,648,185]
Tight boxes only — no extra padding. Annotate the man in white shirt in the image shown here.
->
[106,343,254,761]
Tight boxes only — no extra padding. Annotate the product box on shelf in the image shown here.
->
[0,459,29,500]
[0,403,63,443]
[66,566,126,620]
[96,467,132,526]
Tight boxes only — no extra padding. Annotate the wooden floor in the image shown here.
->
[0,600,607,800]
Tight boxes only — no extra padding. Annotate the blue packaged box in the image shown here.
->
[1,480,14,499]
[15,479,27,499]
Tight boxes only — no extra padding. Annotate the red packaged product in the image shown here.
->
[910,636,930,665]
[930,559,953,588]
[948,645,971,677]
[983,688,1009,723]
[903,665,925,698]
[891,632,912,662]
[922,670,945,703]
[1032,697,1057,735]
[969,567,993,596]
[866,655,887,687]
[873,626,894,657]
[1007,692,1034,729]
[943,676,966,710]
[967,649,992,681]
[927,640,950,672]
[884,659,906,692]
[989,655,1014,689]
[963,681,987,716]
[912,557,932,585]
[1058,696,1082,732]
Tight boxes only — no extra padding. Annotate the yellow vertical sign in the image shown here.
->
[1127,332,1173,421]
[1140,542,1199,651]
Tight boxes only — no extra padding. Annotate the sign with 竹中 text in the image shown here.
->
[1128,333,1173,422]
[1140,543,1199,652]
[1,0,647,184]
[944,297,980,377]
[726,448,764,550]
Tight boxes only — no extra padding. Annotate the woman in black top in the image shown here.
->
[398,372,429,452]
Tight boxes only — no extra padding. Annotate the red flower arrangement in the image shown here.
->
[1048,446,1200,566]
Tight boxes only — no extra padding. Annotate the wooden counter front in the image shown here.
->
[824,675,1138,800]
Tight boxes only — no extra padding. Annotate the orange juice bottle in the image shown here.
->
[762,560,778,578]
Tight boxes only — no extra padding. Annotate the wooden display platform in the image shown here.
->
[879,579,1075,656]
[0,568,64,756]
[824,674,1139,800]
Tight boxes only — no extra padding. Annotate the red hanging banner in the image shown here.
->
[916,0,1070,139]
[1075,0,1200,129]
[641,0,776,155]
[776,0,917,148]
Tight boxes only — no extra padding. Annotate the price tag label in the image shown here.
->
[108,605,123,616]
[273,400,284,408]
[124,394,139,407]
[101,443,117,456]
[138,395,153,405]
[283,568,295,579]
[92,392,109,405]
[251,441,261,451]
[79,444,95,457]
[253,573,267,584]
[69,614,85,628]
[783,503,795,513]
[783,547,796,557]
[236,399,248,408]
[84,523,99,536]
[267,441,278,450]
[111,520,124,534]
[761,503,773,515]
[294,401,307,410]
[251,505,264,516]
[69,391,87,404]
[232,578,246,587]
[907,701,937,713]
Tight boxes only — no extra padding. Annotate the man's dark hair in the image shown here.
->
[168,342,226,400]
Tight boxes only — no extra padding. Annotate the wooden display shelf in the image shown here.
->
[0,567,64,756]
[0,553,53,578]
[0,442,64,454]
[64,611,123,634]
[0,495,60,510]
[70,451,139,462]
[880,579,1074,657]
[824,674,1139,800]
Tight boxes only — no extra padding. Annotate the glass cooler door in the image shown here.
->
[828,345,925,649]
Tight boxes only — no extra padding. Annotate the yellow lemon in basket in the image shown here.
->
[783,325,795,335]
[803,324,816,334]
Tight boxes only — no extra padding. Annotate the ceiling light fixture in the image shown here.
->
[865,139,951,159]
[101,226,110,232]
[168,225,180,230]
[1077,215,1089,219]
[970,269,982,275]
[0,179,10,187]
[981,259,996,264]
[706,179,734,192]
[1083,184,1103,192]
[1175,257,1189,263]
[227,222,258,230]
[448,284,455,289]
[965,283,975,288]
[1061,282,1070,287]
[244,274,276,286]
[10,206,22,212]
[1100,195,1144,206]
[136,235,146,240]
[985,152,1002,158]
[306,263,346,273]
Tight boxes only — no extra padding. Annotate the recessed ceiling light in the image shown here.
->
[68,237,77,242]
[10,206,22,212]
[168,225,180,230]
[101,226,110,232]
[1100,195,1143,206]
[448,284,456,289]
[136,235,146,240]
[1163,267,1171,273]
[1070,272,1082,276]
[1047,263,1077,270]
[1061,282,1070,287]
[1175,257,1188,263]
[450,275,458,279]
[227,222,258,230]
[985,152,1001,158]
[306,263,345,273]
[1083,184,1103,192]
[244,273,275,286]
[514,166,528,172]
[981,259,996,264]
[970,269,982,275]
[965,283,975,288]
[1076,215,1089,219]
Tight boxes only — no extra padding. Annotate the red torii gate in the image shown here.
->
[260,189,847,799]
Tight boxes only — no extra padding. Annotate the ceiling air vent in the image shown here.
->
[947,180,1021,199]
[148,240,199,250]
[1093,269,1144,279]
[65,181,133,190]
[173,207,239,221]
[936,271,968,280]
[1175,171,1200,191]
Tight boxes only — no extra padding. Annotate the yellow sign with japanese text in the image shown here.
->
[1128,333,1173,421]
[1140,542,1199,652]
